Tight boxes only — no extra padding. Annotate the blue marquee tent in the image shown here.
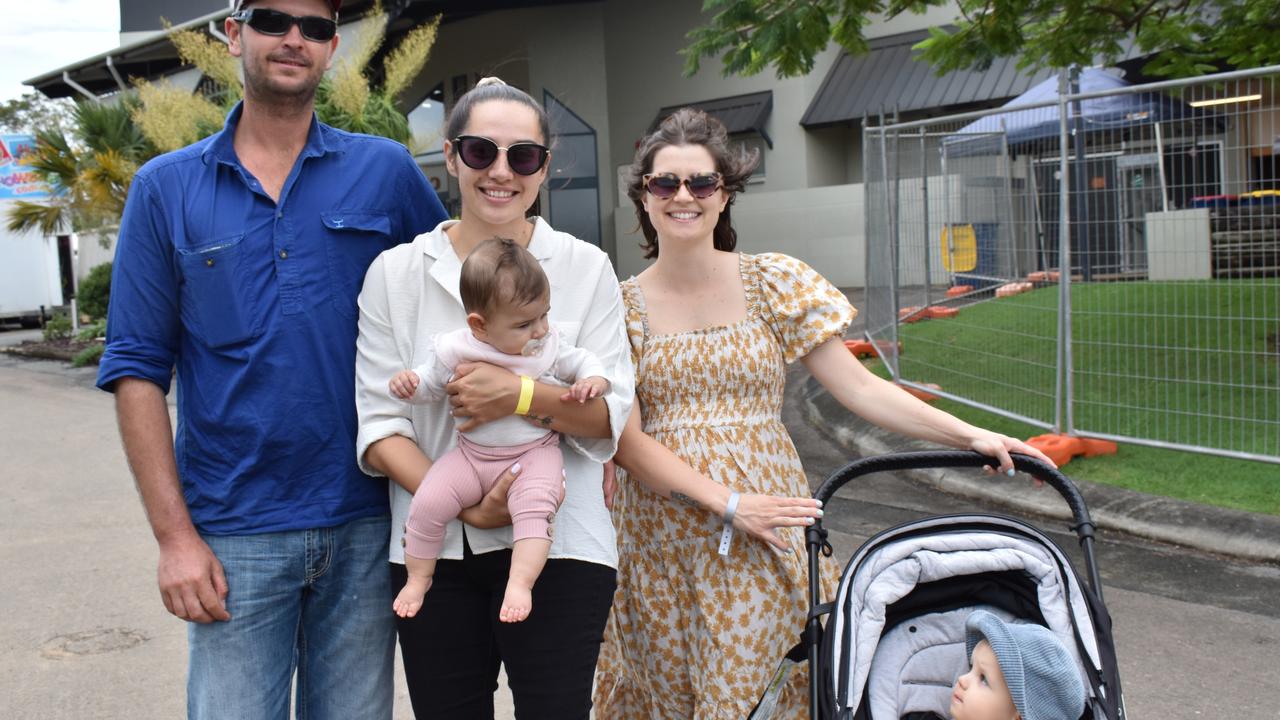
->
[943,68,1212,156]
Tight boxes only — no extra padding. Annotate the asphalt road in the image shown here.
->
[1,338,1277,718]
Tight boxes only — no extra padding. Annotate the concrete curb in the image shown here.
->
[801,377,1280,565]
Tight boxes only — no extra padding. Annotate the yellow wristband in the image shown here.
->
[514,375,535,416]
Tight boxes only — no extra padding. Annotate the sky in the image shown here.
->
[1,1,121,103]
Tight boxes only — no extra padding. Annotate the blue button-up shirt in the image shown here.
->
[98,104,447,535]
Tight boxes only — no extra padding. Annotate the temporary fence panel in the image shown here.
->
[864,66,1280,463]
[863,124,899,375]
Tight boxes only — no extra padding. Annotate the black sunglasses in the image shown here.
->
[642,172,723,199]
[232,8,337,42]
[453,135,550,176]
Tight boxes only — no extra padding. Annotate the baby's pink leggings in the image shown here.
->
[404,432,565,560]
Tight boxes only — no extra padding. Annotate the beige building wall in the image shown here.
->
[397,1,968,287]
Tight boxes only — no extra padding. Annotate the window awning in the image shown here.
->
[801,29,1055,128]
[650,90,774,148]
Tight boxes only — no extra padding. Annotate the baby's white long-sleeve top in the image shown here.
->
[404,325,608,447]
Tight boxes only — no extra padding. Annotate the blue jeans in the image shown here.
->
[188,515,394,720]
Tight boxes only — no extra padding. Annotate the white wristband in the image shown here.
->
[718,491,741,556]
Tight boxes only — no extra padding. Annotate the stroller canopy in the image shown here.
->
[825,514,1108,719]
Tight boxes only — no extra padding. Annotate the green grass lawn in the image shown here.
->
[869,279,1280,515]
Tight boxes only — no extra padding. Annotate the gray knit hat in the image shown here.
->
[964,610,1086,720]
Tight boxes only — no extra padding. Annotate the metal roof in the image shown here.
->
[25,0,594,100]
[800,29,1055,128]
[651,90,774,147]
[23,7,235,99]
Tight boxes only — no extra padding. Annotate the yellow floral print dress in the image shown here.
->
[594,253,856,720]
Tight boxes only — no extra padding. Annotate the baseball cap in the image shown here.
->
[230,0,342,14]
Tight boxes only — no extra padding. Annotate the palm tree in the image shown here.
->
[5,97,154,238]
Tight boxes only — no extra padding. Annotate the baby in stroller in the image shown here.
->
[940,610,1085,720]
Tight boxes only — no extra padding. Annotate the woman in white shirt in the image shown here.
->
[354,77,634,718]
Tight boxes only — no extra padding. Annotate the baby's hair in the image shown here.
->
[459,238,549,316]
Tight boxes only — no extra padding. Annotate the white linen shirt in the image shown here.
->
[355,218,634,567]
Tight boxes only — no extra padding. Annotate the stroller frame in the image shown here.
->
[802,451,1124,720]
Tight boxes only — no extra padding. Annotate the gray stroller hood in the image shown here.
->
[823,514,1108,720]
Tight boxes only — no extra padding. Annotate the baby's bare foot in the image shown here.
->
[499,583,532,623]
[393,576,433,618]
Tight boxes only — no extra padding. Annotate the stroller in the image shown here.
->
[799,451,1125,720]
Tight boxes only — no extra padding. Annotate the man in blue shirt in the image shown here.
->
[96,0,447,716]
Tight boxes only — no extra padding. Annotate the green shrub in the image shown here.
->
[71,344,105,367]
[76,319,107,341]
[43,314,72,341]
[77,262,112,320]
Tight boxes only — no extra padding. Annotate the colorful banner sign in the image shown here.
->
[0,134,51,200]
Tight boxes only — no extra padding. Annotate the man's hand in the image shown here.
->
[458,464,520,528]
[446,362,519,432]
[157,532,230,623]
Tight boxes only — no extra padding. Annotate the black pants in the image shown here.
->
[390,539,617,719]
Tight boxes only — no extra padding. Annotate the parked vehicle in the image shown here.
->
[1,135,69,328]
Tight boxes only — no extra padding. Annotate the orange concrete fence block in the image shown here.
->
[946,285,974,297]
[900,305,959,323]
[899,306,924,323]
[845,339,901,359]
[899,382,941,402]
[995,282,1034,298]
[1025,434,1118,468]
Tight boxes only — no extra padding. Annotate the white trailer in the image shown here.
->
[1,135,67,327]
[0,208,66,327]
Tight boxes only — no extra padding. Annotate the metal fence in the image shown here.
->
[864,65,1280,463]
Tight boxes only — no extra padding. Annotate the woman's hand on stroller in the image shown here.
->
[732,493,824,552]
[968,431,1054,486]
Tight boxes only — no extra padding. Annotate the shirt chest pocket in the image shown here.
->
[176,233,264,348]
[323,210,396,319]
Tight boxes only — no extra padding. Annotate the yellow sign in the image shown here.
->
[941,225,977,272]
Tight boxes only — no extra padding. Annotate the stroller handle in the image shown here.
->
[813,450,1093,531]
[809,450,1104,599]
[804,451,1115,720]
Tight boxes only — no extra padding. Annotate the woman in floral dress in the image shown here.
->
[593,108,1054,719]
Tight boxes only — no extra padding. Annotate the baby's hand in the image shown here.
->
[568,376,609,403]
[389,370,420,400]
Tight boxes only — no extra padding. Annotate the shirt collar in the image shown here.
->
[424,218,553,311]
[202,101,342,167]
[422,217,553,261]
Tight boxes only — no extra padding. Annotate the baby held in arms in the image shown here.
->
[389,238,609,622]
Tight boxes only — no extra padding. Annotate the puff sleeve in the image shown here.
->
[755,252,856,364]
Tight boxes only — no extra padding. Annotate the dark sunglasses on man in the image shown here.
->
[232,8,338,42]
[452,136,551,176]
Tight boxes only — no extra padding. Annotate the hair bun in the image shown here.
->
[475,77,508,88]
